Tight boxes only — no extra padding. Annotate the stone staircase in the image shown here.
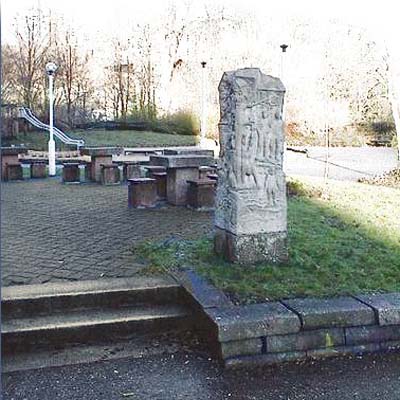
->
[2,276,196,371]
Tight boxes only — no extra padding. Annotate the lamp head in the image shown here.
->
[280,44,288,53]
[45,62,58,76]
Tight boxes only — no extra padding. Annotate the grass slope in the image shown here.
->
[6,130,197,150]
[135,177,400,304]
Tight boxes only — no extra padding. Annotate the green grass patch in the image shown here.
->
[6,129,197,151]
[134,177,400,304]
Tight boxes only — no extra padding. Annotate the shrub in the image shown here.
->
[370,120,395,135]
[157,110,199,136]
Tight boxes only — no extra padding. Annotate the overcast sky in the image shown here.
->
[2,0,398,44]
[3,0,400,67]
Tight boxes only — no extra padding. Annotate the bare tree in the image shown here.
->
[55,26,93,126]
[385,50,400,165]
[13,9,50,113]
[104,38,137,120]
[1,44,18,105]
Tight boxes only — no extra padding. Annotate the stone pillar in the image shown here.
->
[128,178,157,208]
[152,172,167,200]
[62,163,80,183]
[91,155,113,182]
[187,180,216,210]
[214,68,288,264]
[123,162,141,181]
[199,166,215,180]
[30,162,47,179]
[167,167,199,205]
[5,164,23,181]
[80,148,122,183]
[101,165,120,185]
[2,156,18,181]
[144,165,167,178]
[84,162,93,182]
[1,147,28,181]
[149,155,214,206]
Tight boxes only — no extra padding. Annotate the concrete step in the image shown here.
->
[2,275,183,318]
[2,276,196,357]
[3,303,193,354]
[2,330,201,373]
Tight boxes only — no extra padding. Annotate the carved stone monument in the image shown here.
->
[214,68,288,264]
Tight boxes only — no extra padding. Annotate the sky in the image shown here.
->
[2,0,399,47]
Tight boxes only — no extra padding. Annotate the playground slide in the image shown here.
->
[18,107,85,148]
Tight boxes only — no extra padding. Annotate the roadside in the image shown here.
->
[4,348,400,400]
[284,146,397,181]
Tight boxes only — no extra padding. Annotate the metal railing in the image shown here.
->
[18,107,85,148]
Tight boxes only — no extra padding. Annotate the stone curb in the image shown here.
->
[171,269,400,368]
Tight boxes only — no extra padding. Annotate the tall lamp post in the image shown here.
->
[280,44,288,81]
[46,62,58,176]
[280,44,288,120]
[200,61,207,148]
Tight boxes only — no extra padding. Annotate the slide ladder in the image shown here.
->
[18,107,85,148]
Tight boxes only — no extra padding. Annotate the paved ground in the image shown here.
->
[285,146,397,181]
[1,179,212,286]
[4,348,400,399]
[2,147,397,287]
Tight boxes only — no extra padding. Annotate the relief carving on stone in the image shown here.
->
[216,68,287,234]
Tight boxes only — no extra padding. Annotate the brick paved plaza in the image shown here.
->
[1,179,213,286]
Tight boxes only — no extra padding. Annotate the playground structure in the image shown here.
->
[18,107,85,149]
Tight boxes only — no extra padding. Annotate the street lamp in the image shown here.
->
[45,62,58,176]
[280,44,288,82]
[200,61,207,148]
[280,44,288,121]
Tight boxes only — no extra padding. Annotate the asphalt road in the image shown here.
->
[4,349,400,400]
[284,147,397,181]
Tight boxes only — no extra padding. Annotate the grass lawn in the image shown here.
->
[6,129,197,150]
[135,176,400,304]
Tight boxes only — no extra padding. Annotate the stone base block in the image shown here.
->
[187,180,216,210]
[152,172,167,200]
[30,163,47,179]
[91,155,113,182]
[84,162,93,182]
[207,173,218,181]
[214,228,288,265]
[4,164,23,181]
[128,178,157,208]
[167,167,199,206]
[199,166,215,180]
[62,163,80,183]
[123,163,141,181]
[145,165,167,177]
[101,165,120,185]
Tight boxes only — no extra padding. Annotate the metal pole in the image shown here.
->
[200,61,207,148]
[280,44,288,121]
[48,74,56,176]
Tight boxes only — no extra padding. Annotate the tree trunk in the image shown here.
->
[387,67,400,167]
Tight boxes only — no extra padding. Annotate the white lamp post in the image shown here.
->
[280,44,288,82]
[280,44,288,121]
[200,61,207,148]
[46,62,58,176]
